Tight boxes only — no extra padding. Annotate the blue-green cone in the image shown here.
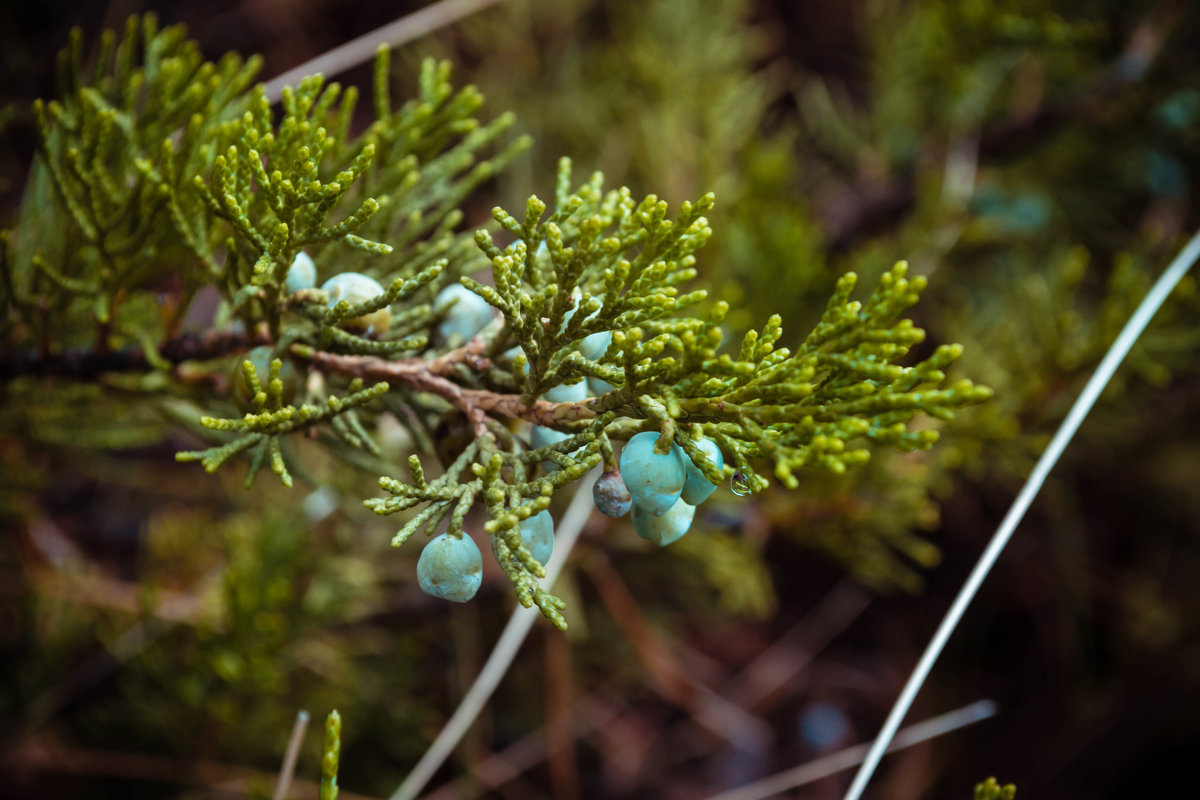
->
[285,250,317,293]
[434,284,493,344]
[493,509,555,566]
[232,346,298,410]
[619,431,686,516]
[417,532,483,602]
[632,496,696,546]
[681,436,724,505]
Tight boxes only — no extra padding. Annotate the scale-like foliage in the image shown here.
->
[356,161,989,626]
[3,15,989,628]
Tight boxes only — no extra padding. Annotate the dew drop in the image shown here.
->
[730,470,752,497]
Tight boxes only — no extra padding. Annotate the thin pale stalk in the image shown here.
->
[843,227,1200,800]
[706,699,997,800]
[263,0,505,102]
[273,709,310,800]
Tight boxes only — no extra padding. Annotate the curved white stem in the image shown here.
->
[263,0,505,102]
[273,709,310,800]
[389,471,598,800]
[843,227,1200,800]
[706,699,996,800]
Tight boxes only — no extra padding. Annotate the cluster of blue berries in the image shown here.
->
[414,430,725,603]
[283,251,393,334]
[284,251,496,342]
[282,252,557,604]
[595,432,724,547]
[283,250,719,597]
[416,510,555,603]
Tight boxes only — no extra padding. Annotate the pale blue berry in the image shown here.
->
[493,509,554,566]
[500,347,529,375]
[533,240,552,271]
[321,272,391,333]
[681,436,724,505]
[560,287,603,333]
[510,238,551,270]
[580,331,615,394]
[588,377,617,395]
[417,532,483,602]
[619,431,686,516]
[531,425,570,472]
[632,496,696,546]
[285,251,316,293]
[592,469,633,518]
[434,284,493,344]
[233,346,298,409]
[531,425,569,450]
[544,379,588,403]
[579,331,612,361]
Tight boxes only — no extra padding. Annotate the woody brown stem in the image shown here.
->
[305,350,604,432]
[426,332,492,374]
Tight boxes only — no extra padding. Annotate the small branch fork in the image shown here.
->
[0,319,606,437]
[306,349,602,437]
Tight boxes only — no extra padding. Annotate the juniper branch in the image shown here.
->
[0,327,270,379]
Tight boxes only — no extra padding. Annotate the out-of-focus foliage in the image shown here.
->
[975,776,1018,800]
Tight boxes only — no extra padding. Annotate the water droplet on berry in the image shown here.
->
[730,471,752,496]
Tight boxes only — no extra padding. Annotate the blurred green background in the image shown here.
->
[3,0,1200,797]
